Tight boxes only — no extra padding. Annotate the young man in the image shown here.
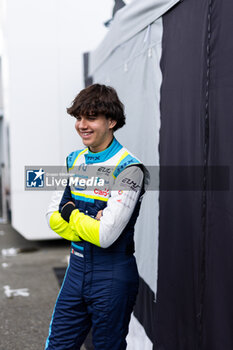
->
[45,84,145,350]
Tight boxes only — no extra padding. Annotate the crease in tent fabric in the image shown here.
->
[143,25,153,59]
[90,0,182,75]
[148,48,153,58]
[143,24,151,43]
[99,41,161,76]
[199,0,213,349]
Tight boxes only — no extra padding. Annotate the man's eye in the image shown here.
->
[88,116,96,120]
[75,116,81,121]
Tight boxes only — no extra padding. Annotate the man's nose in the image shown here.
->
[79,118,88,129]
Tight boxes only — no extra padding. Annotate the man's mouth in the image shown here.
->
[80,131,93,137]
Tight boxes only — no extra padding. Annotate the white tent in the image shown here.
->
[89,0,180,348]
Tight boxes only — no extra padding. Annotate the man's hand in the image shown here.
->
[95,210,103,221]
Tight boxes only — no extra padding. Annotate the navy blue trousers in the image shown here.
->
[45,243,139,350]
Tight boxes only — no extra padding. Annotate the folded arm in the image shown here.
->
[46,190,80,241]
[69,166,144,248]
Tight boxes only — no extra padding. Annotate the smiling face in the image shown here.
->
[75,114,117,153]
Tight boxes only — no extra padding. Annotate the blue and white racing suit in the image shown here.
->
[45,137,145,350]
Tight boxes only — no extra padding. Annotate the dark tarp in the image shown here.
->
[157,0,233,349]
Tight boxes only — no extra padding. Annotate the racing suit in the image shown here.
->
[45,137,145,350]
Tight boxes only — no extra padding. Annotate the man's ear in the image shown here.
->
[109,119,117,130]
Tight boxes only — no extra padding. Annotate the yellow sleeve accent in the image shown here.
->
[69,209,101,247]
[112,150,129,179]
[49,211,81,242]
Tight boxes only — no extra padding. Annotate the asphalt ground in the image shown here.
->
[0,222,86,350]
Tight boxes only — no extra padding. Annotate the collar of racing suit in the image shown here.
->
[84,137,123,164]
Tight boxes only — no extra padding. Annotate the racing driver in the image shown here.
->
[45,84,146,350]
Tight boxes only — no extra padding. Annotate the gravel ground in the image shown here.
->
[0,223,86,350]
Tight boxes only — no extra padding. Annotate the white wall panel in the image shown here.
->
[0,0,113,239]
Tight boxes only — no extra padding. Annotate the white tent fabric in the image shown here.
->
[89,0,180,348]
[91,20,162,295]
[126,314,153,349]
[90,0,180,75]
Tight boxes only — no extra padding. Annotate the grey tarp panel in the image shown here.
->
[89,0,181,75]
[88,1,181,348]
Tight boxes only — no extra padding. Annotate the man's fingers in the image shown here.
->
[95,210,103,221]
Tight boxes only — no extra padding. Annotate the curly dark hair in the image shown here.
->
[67,84,126,131]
